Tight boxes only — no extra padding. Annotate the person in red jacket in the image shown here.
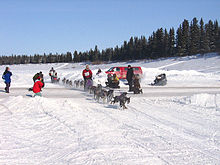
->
[33,77,44,97]
[82,65,93,90]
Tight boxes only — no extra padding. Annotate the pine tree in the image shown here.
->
[113,45,120,61]
[155,28,164,58]
[199,18,209,54]
[128,37,134,60]
[182,19,190,55]
[66,52,72,62]
[189,18,200,55]
[121,41,128,61]
[73,51,78,62]
[168,28,175,56]
[216,25,220,52]
[205,20,215,52]
[163,29,169,57]
[140,36,147,59]
[89,49,94,62]
[214,20,219,51]
[176,25,184,56]
[93,45,99,62]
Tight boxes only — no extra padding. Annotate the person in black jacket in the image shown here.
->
[126,65,134,91]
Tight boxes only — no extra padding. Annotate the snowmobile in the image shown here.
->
[151,73,167,86]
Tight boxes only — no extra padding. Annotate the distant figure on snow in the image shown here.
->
[49,67,56,82]
[133,74,143,94]
[33,77,44,97]
[82,65,93,90]
[2,67,12,93]
[33,71,44,86]
[126,65,134,92]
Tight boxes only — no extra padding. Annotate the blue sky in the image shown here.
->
[0,0,219,56]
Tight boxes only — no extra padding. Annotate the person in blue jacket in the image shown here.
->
[2,67,12,93]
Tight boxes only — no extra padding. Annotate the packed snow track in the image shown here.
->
[0,86,220,98]
[0,87,220,164]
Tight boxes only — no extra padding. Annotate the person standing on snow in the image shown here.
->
[2,67,12,93]
[126,65,134,92]
[82,65,93,89]
[33,77,44,97]
[49,67,56,82]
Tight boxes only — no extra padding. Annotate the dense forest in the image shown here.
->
[0,17,219,65]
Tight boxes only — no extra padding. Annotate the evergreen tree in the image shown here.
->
[93,45,99,62]
[214,20,219,51]
[176,25,184,56]
[66,52,72,62]
[189,18,200,55]
[113,46,120,61]
[155,28,164,58]
[182,19,190,55]
[140,36,147,59]
[163,29,169,57]
[199,18,209,54]
[168,28,175,56]
[128,37,134,60]
[205,20,215,52]
[1,17,219,65]
[73,51,79,62]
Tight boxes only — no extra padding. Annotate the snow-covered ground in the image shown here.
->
[1,53,220,88]
[0,53,220,164]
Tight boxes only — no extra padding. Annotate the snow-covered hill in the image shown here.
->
[0,53,220,164]
[1,53,220,88]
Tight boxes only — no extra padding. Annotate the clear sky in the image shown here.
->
[0,0,219,56]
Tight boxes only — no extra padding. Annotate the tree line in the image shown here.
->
[0,52,72,65]
[0,17,219,65]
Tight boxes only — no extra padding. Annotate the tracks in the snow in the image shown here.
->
[0,86,220,98]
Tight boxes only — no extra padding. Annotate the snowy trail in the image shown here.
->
[0,93,219,164]
[1,53,220,164]
[0,86,220,98]
[156,61,186,69]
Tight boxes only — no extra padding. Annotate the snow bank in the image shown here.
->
[183,93,220,109]
[190,94,220,109]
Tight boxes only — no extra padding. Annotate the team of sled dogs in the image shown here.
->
[61,77,130,109]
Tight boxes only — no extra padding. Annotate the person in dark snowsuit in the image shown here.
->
[126,65,134,92]
[2,67,12,93]
[33,71,44,87]
[133,74,143,94]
